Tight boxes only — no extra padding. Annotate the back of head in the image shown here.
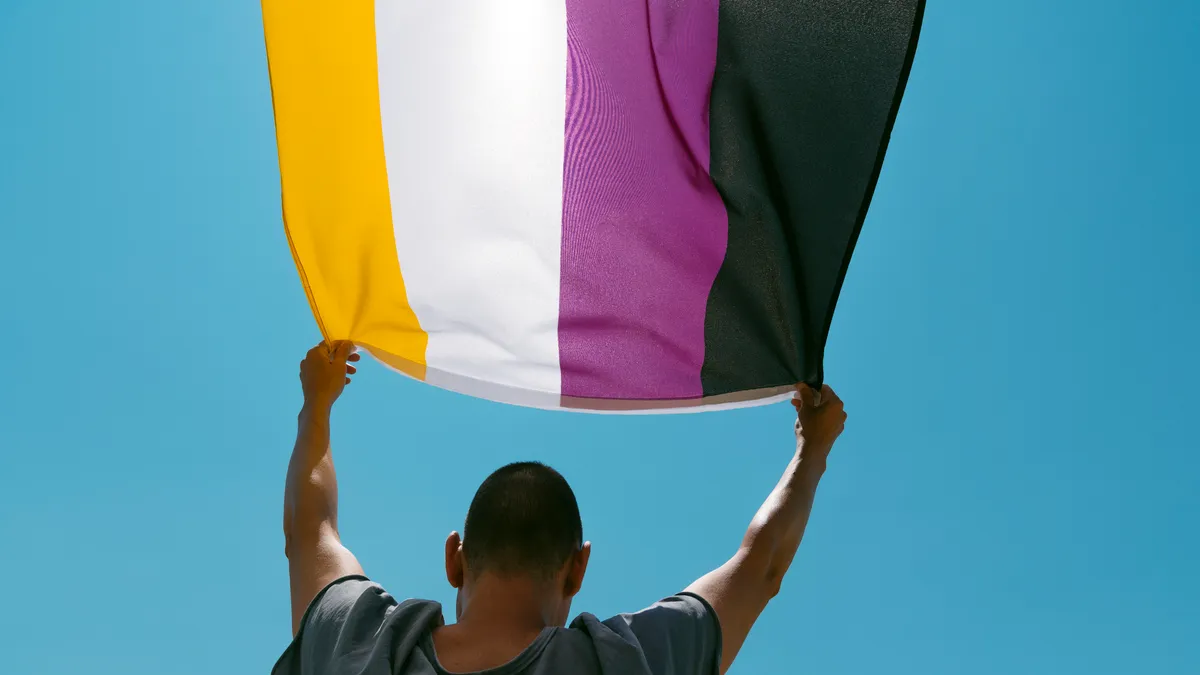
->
[463,462,582,580]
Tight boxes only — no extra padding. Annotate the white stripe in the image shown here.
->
[375,0,566,394]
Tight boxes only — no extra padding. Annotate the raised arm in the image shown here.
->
[687,384,846,674]
[283,341,364,635]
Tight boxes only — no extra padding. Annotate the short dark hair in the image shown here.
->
[462,462,583,579]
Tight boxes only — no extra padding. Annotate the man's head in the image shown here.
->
[444,462,591,626]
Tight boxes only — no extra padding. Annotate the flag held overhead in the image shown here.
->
[262,0,925,412]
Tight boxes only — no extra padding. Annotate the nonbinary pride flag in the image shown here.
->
[262,0,925,412]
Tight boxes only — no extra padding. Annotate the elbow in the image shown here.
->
[763,564,786,599]
[282,506,309,558]
[283,516,338,559]
[737,545,788,600]
[283,527,323,560]
[282,519,303,559]
[281,512,310,559]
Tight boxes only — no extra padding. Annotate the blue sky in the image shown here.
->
[1,1,1197,673]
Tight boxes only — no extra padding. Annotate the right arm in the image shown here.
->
[687,384,846,674]
[284,341,364,636]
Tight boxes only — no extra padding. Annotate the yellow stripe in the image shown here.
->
[262,0,427,376]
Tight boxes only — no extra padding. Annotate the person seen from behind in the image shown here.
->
[273,341,847,675]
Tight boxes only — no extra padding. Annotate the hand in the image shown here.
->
[792,384,846,469]
[300,340,361,413]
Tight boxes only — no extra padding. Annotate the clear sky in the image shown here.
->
[1,1,1197,673]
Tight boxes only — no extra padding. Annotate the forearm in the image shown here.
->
[686,445,826,674]
[739,443,825,588]
[283,405,340,552]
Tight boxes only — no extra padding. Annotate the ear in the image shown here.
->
[445,531,465,589]
[563,541,592,598]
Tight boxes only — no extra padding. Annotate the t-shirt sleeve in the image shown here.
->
[271,575,399,675]
[605,592,723,675]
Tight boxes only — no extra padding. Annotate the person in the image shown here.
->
[273,341,847,675]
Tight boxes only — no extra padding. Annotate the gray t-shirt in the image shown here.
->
[272,576,722,675]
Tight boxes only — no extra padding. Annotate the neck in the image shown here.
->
[457,573,556,632]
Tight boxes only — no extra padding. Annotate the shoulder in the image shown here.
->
[272,577,444,675]
[568,593,722,675]
[604,593,722,644]
[306,576,388,623]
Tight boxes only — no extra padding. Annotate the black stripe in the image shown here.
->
[701,0,926,396]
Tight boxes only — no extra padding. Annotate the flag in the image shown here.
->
[262,0,925,412]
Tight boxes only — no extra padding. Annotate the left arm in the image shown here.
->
[686,384,846,673]
[283,341,363,635]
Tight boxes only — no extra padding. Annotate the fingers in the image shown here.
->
[793,383,846,415]
[301,341,360,376]
[309,340,357,363]
[793,383,833,408]
[337,344,359,382]
[794,383,816,408]
[329,340,355,362]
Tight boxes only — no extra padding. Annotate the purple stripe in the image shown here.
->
[558,0,727,400]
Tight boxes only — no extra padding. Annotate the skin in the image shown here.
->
[285,340,846,674]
